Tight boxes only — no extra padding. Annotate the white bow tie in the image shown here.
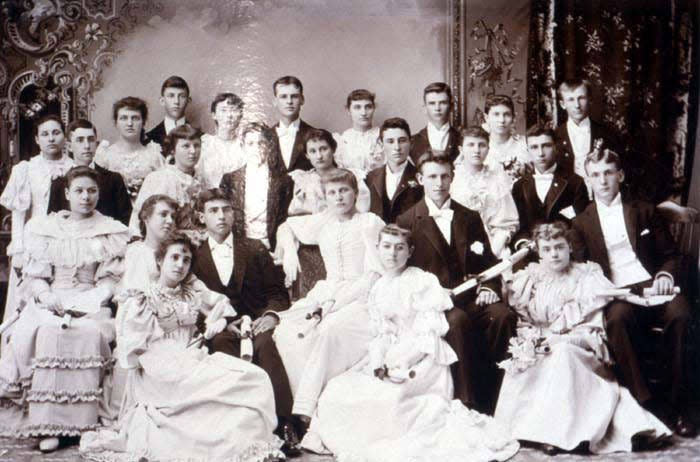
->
[430,209,454,221]
[533,173,554,181]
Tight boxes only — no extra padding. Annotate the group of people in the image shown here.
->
[0,73,694,461]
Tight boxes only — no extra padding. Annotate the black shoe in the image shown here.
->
[540,443,560,455]
[279,422,302,458]
[674,414,697,438]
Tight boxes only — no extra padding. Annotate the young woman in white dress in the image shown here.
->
[94,97,163,201]
[197,92,247,188]
[80,233,282,461]
[452,126,519,258]
[129,125,204,235]
[302,224,520,462]
[0,115,74,336]
[495,221,671,454]
[0,166,128,452]
[481,95,531,182]
[333,89,384,173]
[274,168,384,421]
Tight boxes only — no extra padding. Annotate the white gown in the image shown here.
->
[79,279,282,461]
[495,262,672,453]
[273,211,384,416]
[302,267,520,462]
[197,133,246,189]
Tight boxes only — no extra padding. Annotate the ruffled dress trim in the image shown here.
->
[22,211,128,268]
[27,389,103,403]
[32,356,110,370]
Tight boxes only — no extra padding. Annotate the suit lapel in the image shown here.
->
[266,173,280,232]
[198,241,224,291]
[391,163,415,203]
[622,202,638,251]
[288,120,308,171]
[370,167,387,200]
[544,174,568,218]
[231,239,247,292]
[522,176,544,210]
[450,202,468,274]
[415,201,448,260]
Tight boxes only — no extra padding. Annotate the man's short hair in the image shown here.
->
[525,124,556,141]
[66,119,96,139]
[460,126,489,142]
[583,145,623,174]
[273,76,303,96]
[422,82,452,103]
[210,93,244,113]
[195,188,231,213]
[556,78,592,101]
[160,75,190,96]
[484,94,515,115]
[304,128,337,152]
[379,117,411,140]
[416,150,455,174]
[345,89,375,108]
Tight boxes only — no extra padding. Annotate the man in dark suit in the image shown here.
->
[409,82,461,164]
[219,125,293,251]
[571,149,695,437]
[191,188,300,447]
[554,78,621,177]
[512,125,589,249]
[271,75,314,172]
[397,152,516,414]
[146,75,191,154]
[366,118,423,223]
[48,119,131,225]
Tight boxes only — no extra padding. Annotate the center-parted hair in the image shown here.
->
[112,97,148,123]
[345,89,376,108]
[484,94,515,115]
[138,194,179,238]
[155,231,197,274]
[319,168,359,195]
[34,114,64,137]
[210,93,244,113]
[163,124,203,156]
[304,128,338,153]
[64,165,100,189]
[378,224,414,248]
[273,76,303,96]
[416,150,455,174]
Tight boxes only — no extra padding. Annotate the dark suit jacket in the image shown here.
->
[365,162,423,224]
[396,198,500,300]
[571,199,680,282]
[554,119,622,175]
[219,166,293,251]
[145,121,167,150]
[48,163,132,225]
[272,119,315,172]
[409,126,461,165]
[193,236,290,320]
[511,165,590,244]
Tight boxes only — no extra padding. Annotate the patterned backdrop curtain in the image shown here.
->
[527,0,698,203]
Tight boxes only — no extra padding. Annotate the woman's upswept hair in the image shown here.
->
[320,168,359,196]
[138,194,179,238]
[378,224,414,248]
[155,231,197,275]
[531,221,572,248]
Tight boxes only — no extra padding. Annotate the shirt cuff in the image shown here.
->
[514,238,531,251]
[262,310,281,321]
[477,286,499,299]
[654,272,674,285]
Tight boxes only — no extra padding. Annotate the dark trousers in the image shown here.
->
[208,329,294,420]
[445,301,517,414]
[605,294,691,409]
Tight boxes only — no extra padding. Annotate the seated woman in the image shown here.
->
[0,166,128,452]
[287,129,370,298]
[94,97,163,201]
[0,115,74,336]
[129,124,204,236]
[495,221,671,454]
[219,122,293,250]
[451,127,519,258]
[273,168,384,418]
[332,89,384,173]
[302,224,519,462]
[79,233,282,460]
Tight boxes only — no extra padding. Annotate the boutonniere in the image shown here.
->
[407,180,418,188]
[640,228,650,236]
[470,241,484,255]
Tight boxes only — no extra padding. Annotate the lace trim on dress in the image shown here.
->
[32,356,110,370]
[27,388,103,403]
[20,423,100,438]
[0,375,22,394]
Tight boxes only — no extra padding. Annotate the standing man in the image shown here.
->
[146,75,191,152]
[409,82,461,164]
[272,75,315,172]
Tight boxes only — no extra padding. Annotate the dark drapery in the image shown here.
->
[527,0,698,202]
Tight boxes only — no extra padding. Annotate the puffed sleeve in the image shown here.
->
[361,212,386,274]
[146,141,164,168]
[187,276,237,321]
[287,170,325,215]
[18,227,53,298]
[116,291,161,369]
[482,172,519,256]
[553,262,614,332]
[93,140,111,169]
[350,168,371,213]
[404,269,457,365]
[0,160,31,213]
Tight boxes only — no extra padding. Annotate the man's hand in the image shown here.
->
[204,318,227,340]
[253,314,279,336]
[652,276,675,296]
[475,288,500,307]
[226,318,242,336]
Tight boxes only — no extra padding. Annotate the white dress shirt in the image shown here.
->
[595,194,651,287]
[567,117,591,177]
[533,163,557,203]
[244,161,270,248]
[427,123,450,151]
[164,116,186,135]
[385,161,407,199]
[425,197,454,243]
[208,233,234,286]
[276,118,301,169]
